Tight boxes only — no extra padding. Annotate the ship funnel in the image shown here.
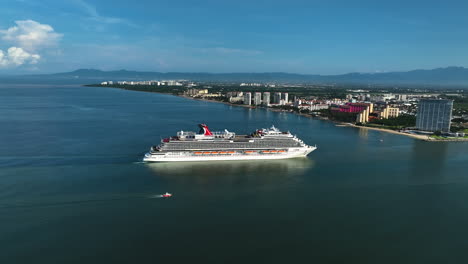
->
[198,124,213,136]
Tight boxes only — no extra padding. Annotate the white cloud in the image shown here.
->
[0,47,40,68]
[72,0,137,27]
[1,20,62,51]
[0,20,61,68]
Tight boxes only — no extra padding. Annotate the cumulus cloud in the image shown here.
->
[0,20,61,68]
[0,47,40,68]
[1,20,62,51]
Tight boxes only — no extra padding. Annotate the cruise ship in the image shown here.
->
[143,124,316,162]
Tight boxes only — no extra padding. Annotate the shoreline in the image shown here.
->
[183,95,468,142]
[339,123,468,142]
[342,124,432,140]
[89,85,468,142]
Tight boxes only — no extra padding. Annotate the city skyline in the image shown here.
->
[1,0,468,74]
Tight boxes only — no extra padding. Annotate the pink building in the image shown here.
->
[333,103,370,113]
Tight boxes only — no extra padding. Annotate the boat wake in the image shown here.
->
[147,194,164,198]
[148,192,172,198]
[0,193,173,209]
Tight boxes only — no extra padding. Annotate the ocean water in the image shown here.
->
[1,85,468,263]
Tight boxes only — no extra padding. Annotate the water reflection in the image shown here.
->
[358,127,369,140]
[146,158,315,183]
[409,141,448,185]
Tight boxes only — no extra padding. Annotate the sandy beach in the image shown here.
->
[342,124,432,140]
[341,124,468,142]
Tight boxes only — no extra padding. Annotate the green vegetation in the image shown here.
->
[270,105,298,111]
[358,114,417,130]
[441,95,468,115]
[430,134,468,140]
[320,110,357,123]
[452,97,468,113]
[450,117,468,132]
[430,135,446,140]
[369,114,416,127]
[365,114,416,130]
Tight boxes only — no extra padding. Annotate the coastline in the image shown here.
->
[179,95,256,109]
[339,124,468,142]
[342,124,432,140]
[88,85,468,142]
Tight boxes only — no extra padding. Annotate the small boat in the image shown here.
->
[161,192,172,198]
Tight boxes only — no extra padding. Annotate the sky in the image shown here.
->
[1,0,468,74]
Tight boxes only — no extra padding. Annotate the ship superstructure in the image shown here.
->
[143,124,316,162]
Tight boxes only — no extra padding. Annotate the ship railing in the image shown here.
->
[177,131,197,137]
[211,131,236,138]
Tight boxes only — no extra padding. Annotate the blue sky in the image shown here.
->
[1,0,468,74]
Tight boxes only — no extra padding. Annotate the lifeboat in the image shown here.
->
[227,151,235,154]
[245,151,256,154]
[270,150,278,153]
[211,152,219,154]
[194,152,202,155]
[261,150,270,153]
[203,152,211,155]
[219,151,228,154]
[278,150,286,153]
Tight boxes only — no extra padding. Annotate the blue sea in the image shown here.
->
[1,85,468,263]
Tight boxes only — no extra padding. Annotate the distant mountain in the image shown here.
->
[48,69,318,82]
[326,66,468,86]
[3,66,468,87]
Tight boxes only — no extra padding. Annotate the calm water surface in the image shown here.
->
[1,86,468,263]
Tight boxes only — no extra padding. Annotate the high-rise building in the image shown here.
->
[381,106,400,119]
[281,93,289,104]
[354,103,373,123]
[243,92,252,105]
[274,92,282,104]
[396,94,408,102]
[262,92,270,106]
[416,99,453,132]
[254,92,262,105]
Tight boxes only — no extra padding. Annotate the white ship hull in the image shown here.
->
[143,146,316,162]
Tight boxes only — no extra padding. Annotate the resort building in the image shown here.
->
[243,92,252,105]
[416,99,453,132]
[331,102,374,123]
[281,93,289,104]
[186,89,209,96]
[381,106,400,119]
[274,92,282,104]
[262,92,270,106]
[254,92,262,106]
